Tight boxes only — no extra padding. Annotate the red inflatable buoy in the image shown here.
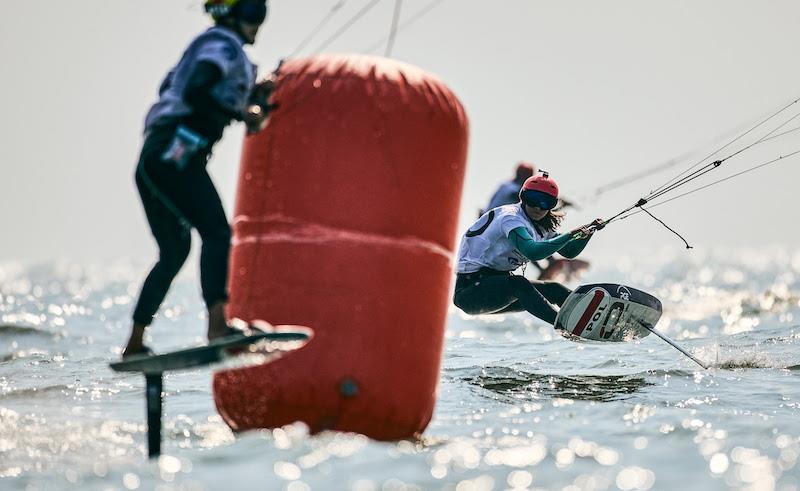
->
[213,54,469,439]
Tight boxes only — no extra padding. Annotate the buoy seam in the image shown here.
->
[232,215,453,259]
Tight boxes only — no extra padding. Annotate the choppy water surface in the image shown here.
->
[2,248,800,490]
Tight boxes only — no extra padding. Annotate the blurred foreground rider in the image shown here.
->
[123,0,274,358]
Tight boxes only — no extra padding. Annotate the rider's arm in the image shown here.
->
[183,61,243,121]
[558,234,591,259]
[508,227,572,262]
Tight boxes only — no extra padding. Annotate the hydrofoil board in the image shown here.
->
[110,325,311,375]
[555,283,662,342]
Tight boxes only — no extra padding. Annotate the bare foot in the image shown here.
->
[207,301,232,341]
[122,343,152,358]
[122,323,148,358]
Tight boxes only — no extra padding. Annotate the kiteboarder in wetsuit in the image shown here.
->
[454,172,604,325]
[123,0,274,358]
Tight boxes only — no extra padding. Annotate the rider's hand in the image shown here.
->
[255,77,276,91]
[590,218,606,230]
[244,104,268,134]
[251,78,276,103]
[570,218,605,239]
[569,225,593,240]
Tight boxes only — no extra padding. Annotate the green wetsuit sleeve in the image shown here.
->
[559,234,591,258]
[508,227,572,262]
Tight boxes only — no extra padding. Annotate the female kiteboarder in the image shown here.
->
[453,171,604,325]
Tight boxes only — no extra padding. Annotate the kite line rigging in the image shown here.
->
[593,96,800,248]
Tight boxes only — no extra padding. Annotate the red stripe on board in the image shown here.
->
[572,290,606,336]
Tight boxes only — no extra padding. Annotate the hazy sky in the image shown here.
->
[2,1,799,265]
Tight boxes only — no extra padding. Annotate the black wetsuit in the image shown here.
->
[131,123,231,326]
[453,268,570,324]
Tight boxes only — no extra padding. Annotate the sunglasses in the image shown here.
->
[521,189,558,210]
[521,190,558,210]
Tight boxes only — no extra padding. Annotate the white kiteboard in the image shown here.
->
[555,283,662,342]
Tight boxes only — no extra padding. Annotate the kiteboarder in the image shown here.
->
[454,171,604,325]
[123,0,273,358]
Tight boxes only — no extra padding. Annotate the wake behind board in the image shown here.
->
[110,326,312,375]
[555,283,662,342]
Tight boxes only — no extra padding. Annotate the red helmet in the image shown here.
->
[519,171,559,209]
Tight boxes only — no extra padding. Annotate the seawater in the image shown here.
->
[1,248,799,490]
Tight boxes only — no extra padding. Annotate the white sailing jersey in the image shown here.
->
[456,204,557,273]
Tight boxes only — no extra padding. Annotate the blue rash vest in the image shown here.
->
[144,26,257,142]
